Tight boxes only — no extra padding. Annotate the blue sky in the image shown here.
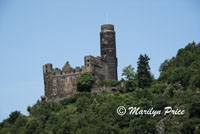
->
[0,0,199,121]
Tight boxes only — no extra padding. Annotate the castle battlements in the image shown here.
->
[43,24,118,100]
[43,64,83,77]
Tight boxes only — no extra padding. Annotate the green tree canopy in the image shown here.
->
[8,111,21,124]
[122,65,135,80]
[77,72,95,92]
[137,54,153,88]
[159,42,200,90]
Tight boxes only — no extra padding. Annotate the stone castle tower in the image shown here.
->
[43,24,117,100]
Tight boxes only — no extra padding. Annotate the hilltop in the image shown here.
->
[0,42,200,134]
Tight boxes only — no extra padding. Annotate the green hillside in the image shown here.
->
[1,42,200,134]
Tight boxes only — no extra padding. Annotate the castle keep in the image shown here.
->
[43,24,118,100]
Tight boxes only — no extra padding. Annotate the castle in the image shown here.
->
[43,24,118,100]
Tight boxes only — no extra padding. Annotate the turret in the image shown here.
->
[100,24,118,80]
[43,63,53,74]
[84,56,95,73]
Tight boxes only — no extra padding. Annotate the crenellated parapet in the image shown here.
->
[43,61,86,77]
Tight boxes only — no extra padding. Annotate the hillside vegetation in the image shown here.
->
[0,42,200,134]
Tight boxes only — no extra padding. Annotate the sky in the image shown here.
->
[0,0,199,121]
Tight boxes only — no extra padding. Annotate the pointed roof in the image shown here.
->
[62,61,72,72]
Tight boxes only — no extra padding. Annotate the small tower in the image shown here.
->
[100,24,118,80]
[43,63,53,74]
[43,63,53,98]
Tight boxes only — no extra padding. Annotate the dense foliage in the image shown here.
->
[121,54,154,92]
[137,54,154,88]
[1,42,200,134]
[159,42,200,91]
[76,72,95,92]
[122,65,135,80]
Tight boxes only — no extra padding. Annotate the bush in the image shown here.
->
[103,80,119,87]
[8,111,21,124]
[77,73,95,92]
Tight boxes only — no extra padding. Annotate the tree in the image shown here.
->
[125,79,138,92]
[159,59,169,73]
[122,65,135,80]
[137,54,153,88]
[121,65,137,92]
[103,80,119,87]
[190,74,200,91]
[77,73,95,92]
[8,111,21,124]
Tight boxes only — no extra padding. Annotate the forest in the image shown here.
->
[0,42,200,134]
